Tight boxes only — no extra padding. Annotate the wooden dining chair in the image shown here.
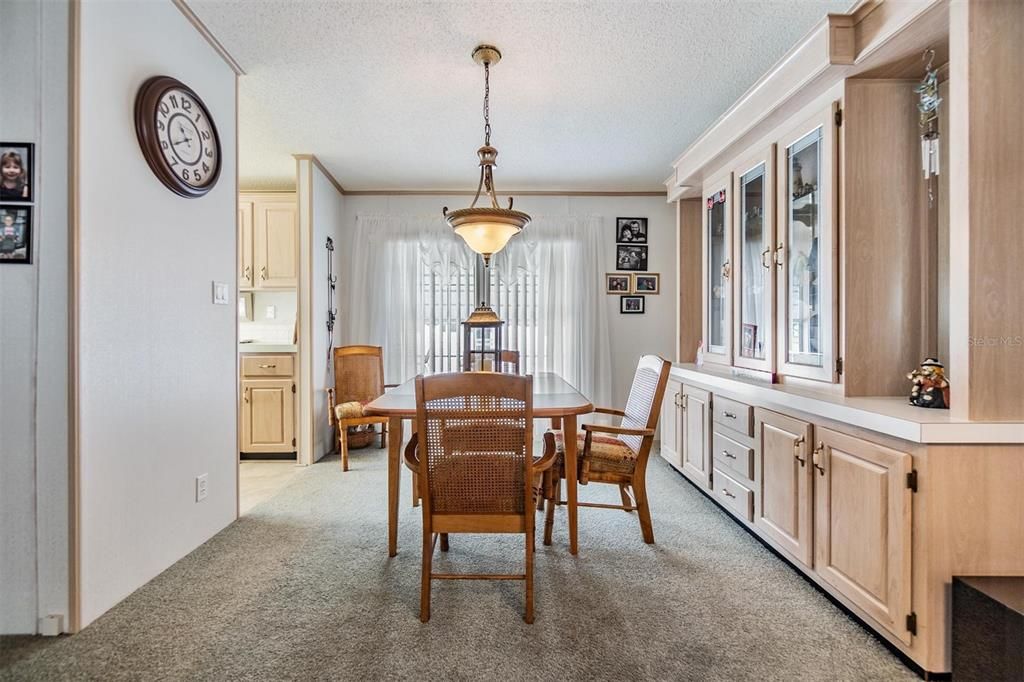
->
[403,372,557,623]
[544,355,671,545]
[499,349,521,374]
[326,345,398,471]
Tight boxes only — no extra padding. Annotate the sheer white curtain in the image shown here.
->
[343,213,612,407]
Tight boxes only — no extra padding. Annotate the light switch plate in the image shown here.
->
[196,473,209,502]
[212,281,230,305]
[265,305,277,319]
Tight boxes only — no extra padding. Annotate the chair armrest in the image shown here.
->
[533,432,558,473]
[582,423,654,437]
[384,384,400,389]
[326,388,336,426]
[403,433,420,473]
[593,406,626,417]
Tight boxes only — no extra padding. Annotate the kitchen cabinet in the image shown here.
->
[755,408,813,567]
[659,378,683,470]
[680,385,711,489]
[701,170,733,366]
[239,193,297,290]
[240,353,296,455]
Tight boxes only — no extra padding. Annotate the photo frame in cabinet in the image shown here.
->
[0,205,31,264]
[1,143,33,202]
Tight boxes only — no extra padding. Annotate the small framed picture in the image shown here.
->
[616,217,647,244]
[633,273,660,294]
[620,295,645,314]
[616,244,648,271]
[0,205,32,264]
[741,323,758,357]
[605,273,631,294]
[1,143,34,202]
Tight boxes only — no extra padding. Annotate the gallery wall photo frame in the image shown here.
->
[0,205,33,264]
[605,273,632,294]
[616,244,648,271]
[616,217,647,244]
[620,295,645,314]
[1,142,34,203]
[633,273,660,294]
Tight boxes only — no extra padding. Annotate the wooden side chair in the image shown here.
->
[403,372,557,623]
[499,349,521,374]
[326,345,397,471]
[544,354,671,545]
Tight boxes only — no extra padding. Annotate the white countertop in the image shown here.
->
[239,343,297,354]
[671,363,1024,445]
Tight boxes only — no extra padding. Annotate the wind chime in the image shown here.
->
[915,49,942,205]
[326,236,337,360]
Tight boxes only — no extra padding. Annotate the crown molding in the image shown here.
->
[292,154,346,196]
[172,0,245,76]
[342,189,667,197]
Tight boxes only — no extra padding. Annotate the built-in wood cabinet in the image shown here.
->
[240,353,296,455]
[659,378,683,470]
[755,408,813,567]
[680,385,711,488]
[701,170,733,366]
[812,425,912,644]
[239,193,298,290]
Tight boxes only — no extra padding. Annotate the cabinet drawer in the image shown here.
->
[713,468,754,522]
[713,430,754,480]
[242,354,294,377]
[713,395,753,436]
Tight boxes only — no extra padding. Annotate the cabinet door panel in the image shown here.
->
[659,379,683,470]
[238,201,254,289]
[755,409,813,567]
[255,201,298,288]
[813,427,912,643]
[681,385,711,488]
[702,170,733,365]
[242,379,295,453]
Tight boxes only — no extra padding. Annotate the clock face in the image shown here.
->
[155,88,218,189]
[135,76,222,197]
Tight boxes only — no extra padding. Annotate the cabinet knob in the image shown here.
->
[722,488,736,499]
[722,449,736,460]
[722,411,737,419]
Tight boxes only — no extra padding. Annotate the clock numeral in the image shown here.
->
[194,113,202,124]
[169,94,179,109]
[156,118,165,131]
[160,140,169,150]
[169,156,179,167]
[202,162,210,173]
[201,129,211,141]
[205,149,213,158]
[193,171,203,183]
[158,101,169,117]
[182,168,190,181]
[182,99,192,112]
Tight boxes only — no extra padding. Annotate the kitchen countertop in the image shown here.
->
[671,363,1024,445]
[239,343,297,354]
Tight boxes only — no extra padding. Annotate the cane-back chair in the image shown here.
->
[544,355,671,545]
[403,372,557,623]
[499,349,521,374]
[326,345,397,471]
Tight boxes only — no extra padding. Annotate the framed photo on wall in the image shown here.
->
[633,273,660,294]
[616,217,647,244]
[1,142,34,202]
[0,205,32,264]
[620,295,645,314]
[605,273,632,293]
[616,244,648,271]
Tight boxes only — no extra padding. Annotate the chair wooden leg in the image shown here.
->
[380,422,387,449]
[543,478,558,546]
[340,425,350,472]
[412,472,420,507]
[440,533,449,552]
[634,475,655,544]
[524,531,535,624]
[550,417,562,430]
[619,484,634,512]
[420,530,433,622]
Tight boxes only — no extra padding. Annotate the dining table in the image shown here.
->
[364,371,594,557]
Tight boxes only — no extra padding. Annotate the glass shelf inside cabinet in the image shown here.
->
[739,163,768,361]
[786,128,823,368]
[707,190,728,355]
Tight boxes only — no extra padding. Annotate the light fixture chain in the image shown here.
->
[483,61,491,146]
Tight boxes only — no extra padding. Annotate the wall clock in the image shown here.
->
[134,75,221,198]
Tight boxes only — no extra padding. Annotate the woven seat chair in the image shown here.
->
[403,372,557,623]
[499,349,521,374]
[544,354,671,545]
[326,345,398,471]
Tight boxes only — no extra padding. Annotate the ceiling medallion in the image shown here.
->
[443,44,531,266]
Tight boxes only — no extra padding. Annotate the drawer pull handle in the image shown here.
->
[260,266,268,281]
[244,388,249,404]
[258,364,277,369]
[761,248,772,270]
[722,411,737,419]
[722,488,736,499]
[773,242,785,266]
[722,450,736,459]
[243,265,252,281]
[794,435,806,466]
[812,442,826,476]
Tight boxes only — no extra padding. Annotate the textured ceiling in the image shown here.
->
[189,0,853,191]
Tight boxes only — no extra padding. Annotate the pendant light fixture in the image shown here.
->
[443,45,530,266]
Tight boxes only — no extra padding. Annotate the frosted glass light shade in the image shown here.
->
[445,206,531,261]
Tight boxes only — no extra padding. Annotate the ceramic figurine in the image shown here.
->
[907,357,950,409]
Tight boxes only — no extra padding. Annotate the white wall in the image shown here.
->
[337,194,675,405]
[0,0,70,635]
[297,160,345,462]
[77,0,237,627]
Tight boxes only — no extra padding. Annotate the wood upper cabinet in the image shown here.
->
[775,103,838,383]
[238,201,254,289]
[755,408,813,567]
[659,378,683,470]
[239,194,297,290]
[241,378,295,453]
[732,145,776,373]
[680,385,711,488]
[702,170,733,366]
[812,426,913,644]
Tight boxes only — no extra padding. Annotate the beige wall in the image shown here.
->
[76,0,237,627]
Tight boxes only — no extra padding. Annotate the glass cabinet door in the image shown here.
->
[733,148,775,373]
[776,105,836,382]
[703,173,732,364]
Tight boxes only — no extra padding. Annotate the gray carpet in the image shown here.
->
[1,447,916,681]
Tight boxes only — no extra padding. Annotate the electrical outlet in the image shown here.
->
[196,474,209,502]
[265,305,277,319]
